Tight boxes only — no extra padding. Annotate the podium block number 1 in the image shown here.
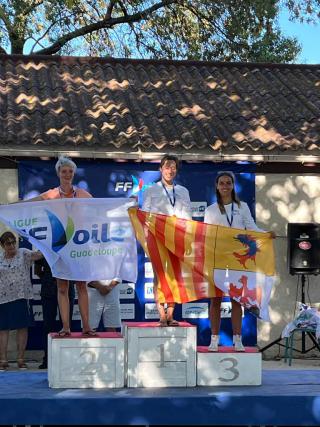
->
[158,343,165,368]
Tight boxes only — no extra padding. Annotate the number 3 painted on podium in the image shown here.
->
[218,357,240,382]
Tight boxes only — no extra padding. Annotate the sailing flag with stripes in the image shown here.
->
[128,207,276,320]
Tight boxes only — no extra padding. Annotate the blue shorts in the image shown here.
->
[0,299,35,330]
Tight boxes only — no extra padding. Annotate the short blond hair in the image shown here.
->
[55,155,77,175]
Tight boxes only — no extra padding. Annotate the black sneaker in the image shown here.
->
[38,361,47,369]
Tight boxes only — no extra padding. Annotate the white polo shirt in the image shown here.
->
[142,181,192,220]
[204,201,264,231]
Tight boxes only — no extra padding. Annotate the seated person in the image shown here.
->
[87,279,121,332]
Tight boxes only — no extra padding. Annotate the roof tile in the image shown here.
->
[1,55,320,157]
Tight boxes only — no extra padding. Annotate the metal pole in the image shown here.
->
[301,274,306,353]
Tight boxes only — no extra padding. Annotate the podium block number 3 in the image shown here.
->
[218,357,240,382]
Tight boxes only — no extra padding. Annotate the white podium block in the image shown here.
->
[197,346,261,386]
[124,322,197,388]
[48,332,124,389]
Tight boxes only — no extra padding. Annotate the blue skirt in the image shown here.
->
[0,299,35,330]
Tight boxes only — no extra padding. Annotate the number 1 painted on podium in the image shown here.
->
[158,343,165,367]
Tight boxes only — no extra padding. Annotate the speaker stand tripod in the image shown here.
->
[260,274,320,354]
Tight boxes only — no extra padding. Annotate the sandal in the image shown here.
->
[0,360,9,371]
[167,319,180,326]
[82,329,97,337]
[57,329,71,337]
[157,319,168,327]
[17,359,28,370]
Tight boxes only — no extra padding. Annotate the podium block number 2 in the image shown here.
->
[79,349,98,375]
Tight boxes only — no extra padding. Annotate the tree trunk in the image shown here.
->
[11,36,25,55]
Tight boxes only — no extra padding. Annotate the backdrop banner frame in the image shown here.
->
[18,159,256,348]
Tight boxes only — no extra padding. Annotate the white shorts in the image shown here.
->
[88,284,121,329]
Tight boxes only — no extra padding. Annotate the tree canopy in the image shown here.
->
[0,0,318,62]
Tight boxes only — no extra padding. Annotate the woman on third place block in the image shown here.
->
[204,171,275,352]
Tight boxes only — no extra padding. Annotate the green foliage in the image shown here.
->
[0,0,316,62]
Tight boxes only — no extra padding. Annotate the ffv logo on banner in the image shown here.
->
[115,175,155,195]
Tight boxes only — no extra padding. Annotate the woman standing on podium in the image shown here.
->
[26,156,96,337]
[204,171,274,352]
[142,154,192,326]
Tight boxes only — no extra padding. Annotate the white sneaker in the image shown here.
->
[208,334,219,352]
[233,335,245,352]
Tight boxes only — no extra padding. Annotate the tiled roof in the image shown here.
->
[1,54,320,160]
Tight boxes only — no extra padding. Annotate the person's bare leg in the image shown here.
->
[0,330,9,362]
[154,279,166,324]
[166,303,180,325]
[208,297,222,351]
[76,281,91,332]
[166,303,175,322]
[16,327,28,360]
[57,279,70,332]
[209,297,222,335]
[231,300,242,335]
[231,300,245,351]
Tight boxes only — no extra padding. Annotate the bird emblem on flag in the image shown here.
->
[232,234,260,268]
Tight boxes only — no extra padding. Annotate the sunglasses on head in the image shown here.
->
[3,240,16,246]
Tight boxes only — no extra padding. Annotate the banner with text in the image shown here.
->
[0,198,137,282]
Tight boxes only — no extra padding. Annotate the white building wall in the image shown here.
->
[256,173,320,358]
[0,169,19,202]
[0,168,19,233]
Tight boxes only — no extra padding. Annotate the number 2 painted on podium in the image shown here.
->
[79,349,97,375]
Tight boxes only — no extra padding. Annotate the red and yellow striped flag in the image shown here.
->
[129,207,275,317]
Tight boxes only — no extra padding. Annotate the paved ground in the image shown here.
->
[263,357,320,370]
